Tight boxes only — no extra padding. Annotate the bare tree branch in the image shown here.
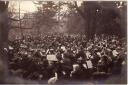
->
[9,17,24,21]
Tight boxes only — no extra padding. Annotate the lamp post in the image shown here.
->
[19,1,23,38]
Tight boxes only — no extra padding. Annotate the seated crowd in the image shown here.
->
[7,33,127,83]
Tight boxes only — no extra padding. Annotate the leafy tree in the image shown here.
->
[33,1,60,34]
[66,1,126,40]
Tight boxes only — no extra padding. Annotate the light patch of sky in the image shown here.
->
[9,1,83,19]
[9,1,37,13]
[9,1,82,13]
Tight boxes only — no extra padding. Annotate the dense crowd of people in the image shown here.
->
[7,33,126,84]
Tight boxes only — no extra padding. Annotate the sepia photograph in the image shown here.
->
[0,0,127,84]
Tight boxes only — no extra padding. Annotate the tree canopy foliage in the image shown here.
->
[66,1,127,39]
[33,1,60,33]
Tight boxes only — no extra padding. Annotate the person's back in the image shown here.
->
[76,50,86,60]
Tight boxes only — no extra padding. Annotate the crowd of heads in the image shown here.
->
[7,33,127,83]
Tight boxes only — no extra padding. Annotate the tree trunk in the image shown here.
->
[0,1,9,83]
